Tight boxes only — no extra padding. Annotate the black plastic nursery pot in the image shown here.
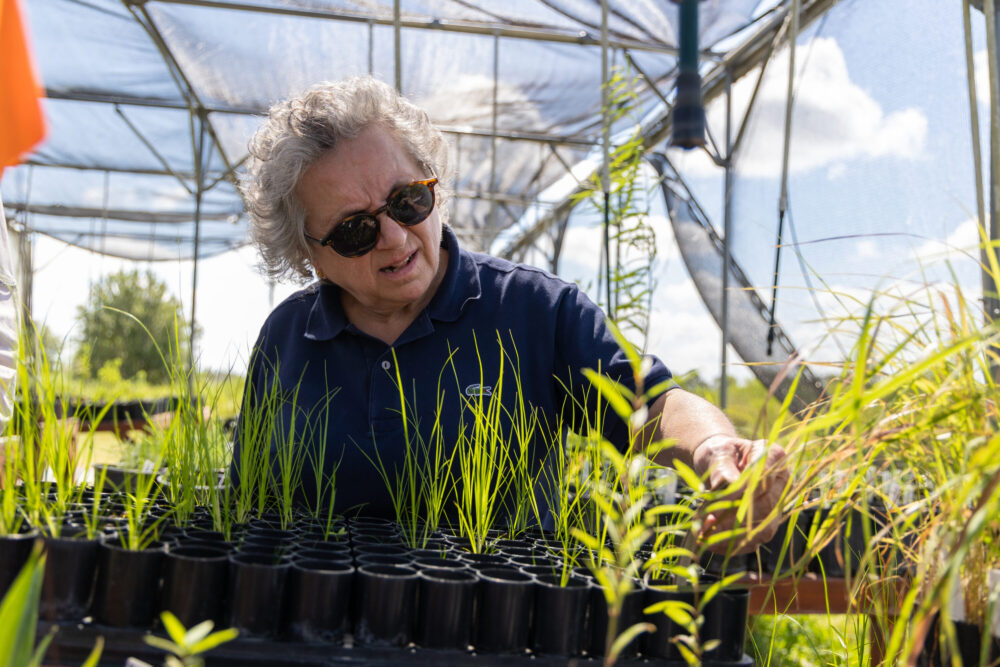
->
[813,506,868,578]
[284,560,354,643]
[92,539,165,628]
[355,564,418,647]
[160,544,229,628]
[227,552,291,638]
[416,568,478,649]
[475,567,534,654]
[759,507,814,575]
[0,528,38,599]
[39,527,100,621]
[93,463,159,495]
[642,581,695,660]
[588,584,645,658]
[702,586,750,662]
[918,616,1000,667]
[530,574,591,656]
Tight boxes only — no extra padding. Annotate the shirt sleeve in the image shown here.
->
[551,282,673,451]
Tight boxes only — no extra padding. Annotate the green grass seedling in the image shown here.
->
[143,611,238,667]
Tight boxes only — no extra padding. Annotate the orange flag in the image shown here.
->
[0,0,45,174]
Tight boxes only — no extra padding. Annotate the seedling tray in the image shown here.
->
[41,621,754,667]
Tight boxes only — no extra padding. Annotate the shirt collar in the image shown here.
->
[303,224,481,341]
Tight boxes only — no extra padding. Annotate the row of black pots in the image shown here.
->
[219,558,749,661]
[757,503,914,578]
[1,527,750,661]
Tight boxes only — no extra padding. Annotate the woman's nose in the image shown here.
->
[375,211,407,249]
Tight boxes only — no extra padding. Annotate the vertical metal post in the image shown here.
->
[601,0,613,319]
[14,224,32,329]
[720,69,733,409]
[368,20,374,75]
[985,0,1000,381]
[489,32,500,231]
[188,110,206,379]
[393,0,402,91]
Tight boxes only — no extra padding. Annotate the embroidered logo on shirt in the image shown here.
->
[464,384,492,397]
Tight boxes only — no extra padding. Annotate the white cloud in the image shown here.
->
[855,239,879,259]
[680,37,928,179]
[826,163,847,180]
[910,217,982,266]
[646,277,730,381]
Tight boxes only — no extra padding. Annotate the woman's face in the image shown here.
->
[297,125,444,320]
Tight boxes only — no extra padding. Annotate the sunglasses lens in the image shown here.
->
[387,182,435,225]
[329,215,379,257]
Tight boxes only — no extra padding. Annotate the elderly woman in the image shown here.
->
[239,77,786,552]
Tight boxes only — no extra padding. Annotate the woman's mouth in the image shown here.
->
[381,251,417,273]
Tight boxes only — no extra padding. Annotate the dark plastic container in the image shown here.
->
[588,583,645,658]
[475,568,535,653]
[416,569,478,649]
[412,556,468,572]
[92,540,165,628]
[642,581,695,660]
[918,615,1000,667]
[227,552,291,638]
[354,553,410,567]
[160,544,229,627]
[355,564,417,646]
[703,586,750,662]
[40,528,100,621]
[759,508,814,575]
[530,574,591,656]
[0,529,38,599]
[293,548,353,564]
[459,552,507,568]
[284,560,354,643]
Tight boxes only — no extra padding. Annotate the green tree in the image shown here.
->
[73,269,191,383]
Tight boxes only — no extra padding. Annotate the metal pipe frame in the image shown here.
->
[497,0,839,259]
[1,202,239,223]
[43,89,600,147]
[146,0,703,57]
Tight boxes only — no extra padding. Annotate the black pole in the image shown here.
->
[670,0,706,149]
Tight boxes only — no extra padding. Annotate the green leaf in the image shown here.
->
[80,636,105,667]
[144,635,181,654]
[645,599,694,627]
[183,619,216,648]
[188,628,239,655]
[609,621,655,659]
[671,460,705,494]
[0,547,45,667]
[582,369,635,421]
[676,641,697,664]
[570,528,600,550]
[28,627,57,667]
[604,319,642,370]
[160,610,188,645]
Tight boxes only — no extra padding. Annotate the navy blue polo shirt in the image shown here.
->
[236,226,672,517]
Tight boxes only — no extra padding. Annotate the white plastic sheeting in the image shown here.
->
[2,0,764,260]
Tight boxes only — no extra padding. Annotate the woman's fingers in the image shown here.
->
[697,439,789,555]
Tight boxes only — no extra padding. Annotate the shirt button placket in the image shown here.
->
[370,353,397,427]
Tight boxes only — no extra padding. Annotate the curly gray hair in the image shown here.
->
[242,77,451,282]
